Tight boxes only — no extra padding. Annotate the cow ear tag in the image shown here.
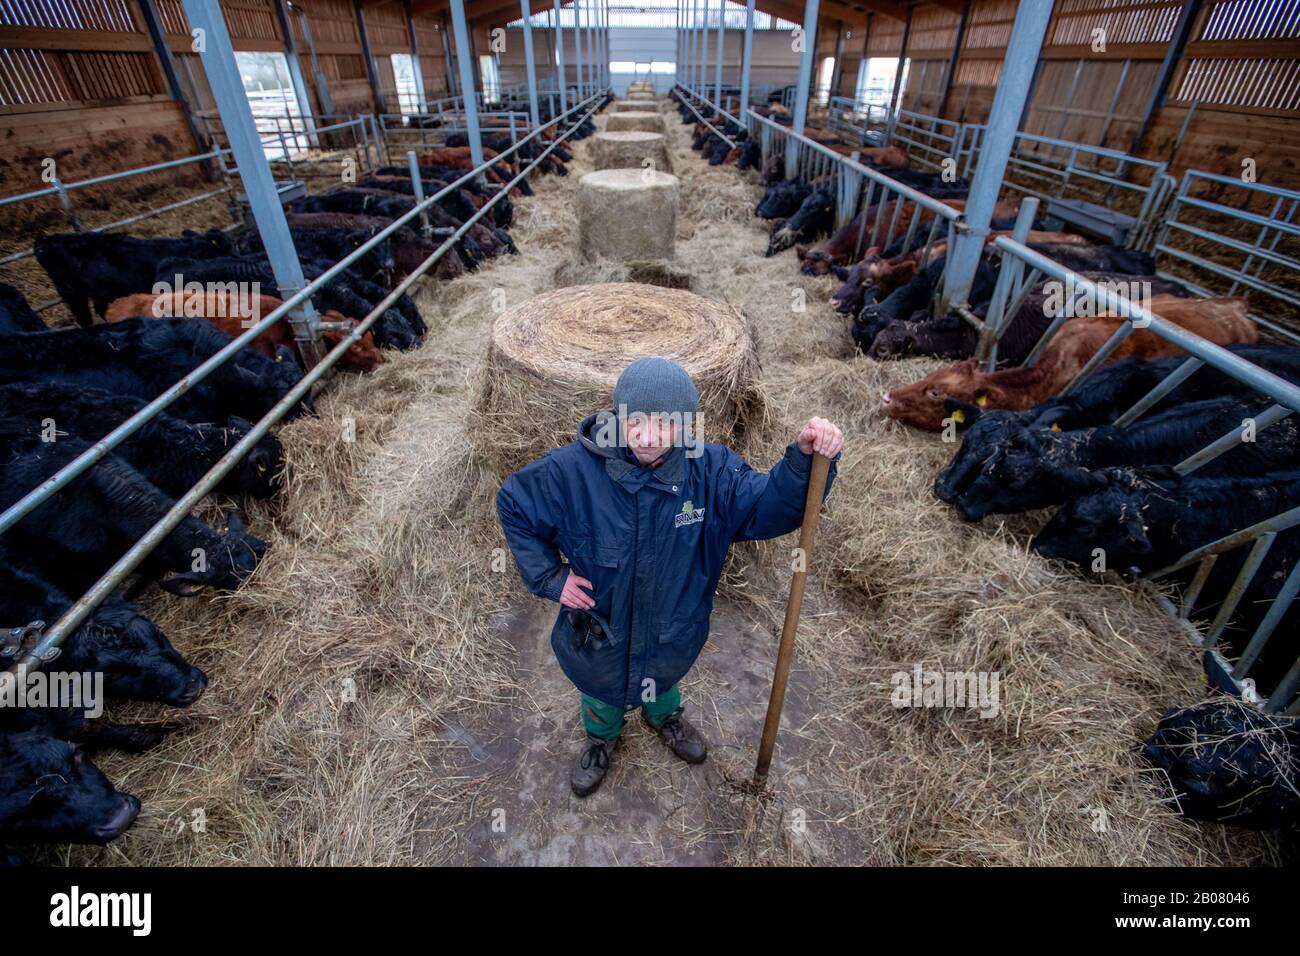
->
[1050,423,1061,432]
[975,395,988,407]
[950,408,965,424]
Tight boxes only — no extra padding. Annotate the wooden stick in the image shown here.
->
[754,452,832,782]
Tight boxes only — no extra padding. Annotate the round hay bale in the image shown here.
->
[577,168,678,262]
[627,89,656,100]
[472,283,766,477]
[591,131,673,172]
[611,99,654,112]
[606,110,665,133]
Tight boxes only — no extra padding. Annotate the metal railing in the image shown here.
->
[0,116,378,316]
[1151,171,1300,346]
[0,89,609,677]
[674,86,739,150]
[980,237,1300,712]
[956,123,1175,252]
[886,109,965,176]
[747,107,964,268]
[825,95,890,147]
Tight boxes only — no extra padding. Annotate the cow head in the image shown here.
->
[881,360,982,430]
[222,416,284,499]
[160,511,268,597]
[943,424,1088,521]
[831,253,882,315]
[0,733,140,845]
[873,259,919,299]
[61,593,208,707]
[1032,469,1154,571]
[869,321,920,360]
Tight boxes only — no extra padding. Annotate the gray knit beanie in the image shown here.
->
[613,356,699,420]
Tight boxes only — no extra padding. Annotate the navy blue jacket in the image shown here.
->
[496,411,838,709]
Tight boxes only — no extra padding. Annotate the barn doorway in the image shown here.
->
[233,51,311,159]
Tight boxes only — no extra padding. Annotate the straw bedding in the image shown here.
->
[471,281,765,478]
[44,104,1279,866]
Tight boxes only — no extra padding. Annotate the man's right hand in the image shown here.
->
[559,571,596,609]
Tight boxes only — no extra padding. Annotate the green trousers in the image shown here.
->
[581,685,681,740]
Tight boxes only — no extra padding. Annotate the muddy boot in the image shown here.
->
[644,709,707,765]
[571,734,618,798]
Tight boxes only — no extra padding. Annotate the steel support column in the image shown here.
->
[738,0,755,111]
[447,0,484,168]
[553,0,568,110]
[403,0,428,112]
[573,0,585,99]
[180,0,320,362]
[940,0,1053,310]
[788,0,821,177]
[887,7,911,121]
[353,0,387,115]
[520,0,541,125]
[713,0,724,107]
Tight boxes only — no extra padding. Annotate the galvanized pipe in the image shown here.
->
[520,0,541,126]
[787,0,821,178]
[448,0,484,170]
[940,0,1052,312]
[738,0,755,112]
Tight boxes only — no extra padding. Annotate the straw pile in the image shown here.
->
[471,282,766,477]
[576,168,679,261]
[607,111,666,134]
[591,131,673,173]
[611,100,655,112]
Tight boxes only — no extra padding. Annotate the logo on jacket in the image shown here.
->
[674,499,705,528]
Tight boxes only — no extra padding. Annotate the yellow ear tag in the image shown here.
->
[975,395,988,407]
[1050,423,1061,432]
[950,408,965,424]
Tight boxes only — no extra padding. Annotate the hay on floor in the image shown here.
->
[576,168,679,262]
[471,281,766,477]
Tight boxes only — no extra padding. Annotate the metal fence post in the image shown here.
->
[448,0,484,170]
[940,0,1052,311]
[520,0,541,126]
[181,0,321,365]
[713,0,724,107]
[573,0,585,100]
[739,0,755,113]
[553,0,568,111]
[788,0,820,179]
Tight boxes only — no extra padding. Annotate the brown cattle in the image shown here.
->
[880,296,1256,430]
[104,290,385,372]
[416,147,507,184]
[825,145,910,169]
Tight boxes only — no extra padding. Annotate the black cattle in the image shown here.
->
[1142,699,1300,830]
[0,705,172,755]
[853,255,960,352]
[0,731,139,844]
[0,382,282,499]
[1027,241,1155,277]
[0,319,311,423]
[864,257,999,358]
[1023,344,1300,432]
[33,230,231,326]
[0,430,269,599]
[939,397,1300,521]
[0,550,206,706]
[755,181,811,220]
[156,256,421,351]
[0,284,45,333]
[736,139,762,171]
[290,187,418,221]
[766,185,835,257]
[233,226,397,288]
[869,273,1191,363]
[361,175,494,225]
[1034,466,1300,691]
[1033,467,1300,574]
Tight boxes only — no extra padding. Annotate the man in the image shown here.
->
[497,356,843,797]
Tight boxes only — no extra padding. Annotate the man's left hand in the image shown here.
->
[797,417,844,458]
